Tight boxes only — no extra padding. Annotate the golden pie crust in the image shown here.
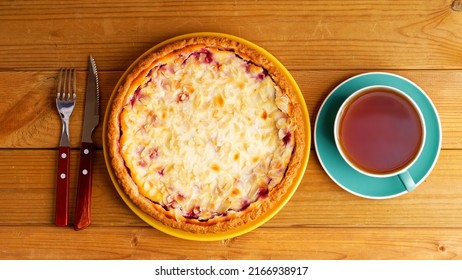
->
[107,36,306,233]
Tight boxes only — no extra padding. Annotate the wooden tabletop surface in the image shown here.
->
[1,0,462,260]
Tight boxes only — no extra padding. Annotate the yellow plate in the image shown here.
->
[102,32,311,241]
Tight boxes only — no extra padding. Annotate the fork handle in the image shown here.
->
[74,142,94,230]
[56,146,70,226]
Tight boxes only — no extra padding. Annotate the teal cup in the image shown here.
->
[333,85,426,192]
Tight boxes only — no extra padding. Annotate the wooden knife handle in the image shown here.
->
[74,142,94,230]
[56,146,70,226]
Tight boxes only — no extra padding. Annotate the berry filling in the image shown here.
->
[129,86,142,106]
[185,205,202,219]
[282,131,292,146]
[148,147,158,159]
[176,92,190,103]
[257,188,269,199]
[255,69,268,81]
[184,48,215,64]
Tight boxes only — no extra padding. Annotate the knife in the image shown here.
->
[74,56,100,230]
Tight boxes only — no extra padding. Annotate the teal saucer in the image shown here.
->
[314,72,442,199]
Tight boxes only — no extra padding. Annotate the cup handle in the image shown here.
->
[398,170,416,192]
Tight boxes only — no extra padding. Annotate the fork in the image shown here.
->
[55,68,76,226]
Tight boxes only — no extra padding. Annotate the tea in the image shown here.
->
[338,89,423,174]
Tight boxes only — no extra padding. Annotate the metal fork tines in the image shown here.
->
[55,68,76,226]
[56,68,76,146]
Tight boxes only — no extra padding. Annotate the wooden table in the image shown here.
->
[1,0,462,260]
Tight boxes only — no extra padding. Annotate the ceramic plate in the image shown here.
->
[102,32,310,241]
[314,72,441,199]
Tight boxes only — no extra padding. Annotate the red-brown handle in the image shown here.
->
[74,142,94,230]
[56,146,70,226]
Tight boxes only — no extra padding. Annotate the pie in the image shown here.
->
[107,36,306,234]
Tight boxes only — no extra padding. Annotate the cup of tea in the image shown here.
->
[334,85,426,192]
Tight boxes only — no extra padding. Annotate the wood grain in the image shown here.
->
[1,226,460,260]
[1,0,461,260]
[0,149,460,228]
[0,70,460,149]
[0,1,461,70]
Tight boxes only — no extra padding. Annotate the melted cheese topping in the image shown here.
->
[120,47,295,221]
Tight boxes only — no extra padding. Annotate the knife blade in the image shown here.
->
[74,55,99,230]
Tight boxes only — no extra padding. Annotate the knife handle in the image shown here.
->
[56,146,70,226]
[74,142,94,230]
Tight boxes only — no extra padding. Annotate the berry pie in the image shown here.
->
[107,36,306,233]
